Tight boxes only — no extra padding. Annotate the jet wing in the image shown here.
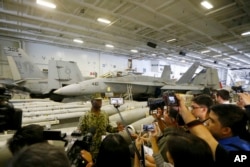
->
[161,85,204,90]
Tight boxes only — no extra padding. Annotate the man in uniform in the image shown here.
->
[78,94,123,160]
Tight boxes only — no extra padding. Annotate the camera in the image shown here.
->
[43,127,96,167]
[141,124,155,132]
[110,97,124,106]
[147,97,165,114]
[0,86,22,132]
[232,86,244,93]
[163,91,179,106]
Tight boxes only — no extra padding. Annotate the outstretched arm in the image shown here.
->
[175,94,219,160]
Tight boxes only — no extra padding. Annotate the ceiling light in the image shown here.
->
[187,54,201,59]
[105,44,114,48]
[241,31,250,36]
[222,57,231,60]
[36,0,56,9]
[97,18,111,24]
[201,50,210,54]
[166,39,176,42]
[73,39,83,44]
[166,57,172,60]
[151,54,156,56]
[130,49,138,53]
[213,55,222,57]
[201,1,213,9]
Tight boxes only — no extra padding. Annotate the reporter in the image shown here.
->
[7,142,70,167]
[135,124,214,167]
[81,133,132,167]
[7,124,47,155]
[175,94,229,166]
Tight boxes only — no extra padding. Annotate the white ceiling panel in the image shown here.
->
[0,0,249,70]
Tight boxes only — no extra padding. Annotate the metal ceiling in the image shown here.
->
[0,0,250,70]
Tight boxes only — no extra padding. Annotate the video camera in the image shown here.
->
[232,86,244,93]
[162,91,179,106]
[0,86,22,132]
[147,91,179,114]
[147,97,165,115]
[43,127,96,167]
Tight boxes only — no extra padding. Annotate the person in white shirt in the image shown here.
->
[216,89,230,104]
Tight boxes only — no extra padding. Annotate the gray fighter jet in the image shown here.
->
[54,64,174,100]
[54,62,204,100]
[3,48,85,101]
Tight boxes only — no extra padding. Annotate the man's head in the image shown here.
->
[160,128,214,167]
[206,104,248,140]
[190,94,214,121]
[91,94,102,110]
[8,143,70,167]
[7,124,47,154]
[163,107,185,126]
[216,89,230,104]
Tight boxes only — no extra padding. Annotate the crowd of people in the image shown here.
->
[1,89,250,167]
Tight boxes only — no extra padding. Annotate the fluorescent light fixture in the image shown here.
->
[219,62,227,66]
[201,1,213,9]
[205,59,215,62]
[187,54,201,59]
[97,18,111,24]
[241,31,250,36]
[73,39,83,43]
[166,38,176,42]
[213,55,222,57]
[130,49,138,53]
[105,44,114,48]
[36,0,56,9]
[181,60,186,63]
[151,54,156,56]
[201,50,210,54]
[166,57,172,60]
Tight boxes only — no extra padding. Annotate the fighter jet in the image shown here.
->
[3,48,85,101]
[54,65,174,100]
[54,62,204,100]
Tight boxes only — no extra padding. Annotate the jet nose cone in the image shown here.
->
[54,84,83,96]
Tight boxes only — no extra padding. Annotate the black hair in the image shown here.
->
[162,128,214,167]
[95,133,132,167]
[216,89,230,101]
[192,94,214,112]
[7,124,47,154]
[210,104,249,139]
[168,107,185,126]
[7,143,70,167]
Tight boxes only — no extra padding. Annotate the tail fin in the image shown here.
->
[176,62,200,84]
[48,60,84,90]
[191,67,220,89]
[161,65,171,80]
[6,48,45,81]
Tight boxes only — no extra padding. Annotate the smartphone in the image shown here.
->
[110,98,124,105]
[141,124,155,132]
[163,92,179,106]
